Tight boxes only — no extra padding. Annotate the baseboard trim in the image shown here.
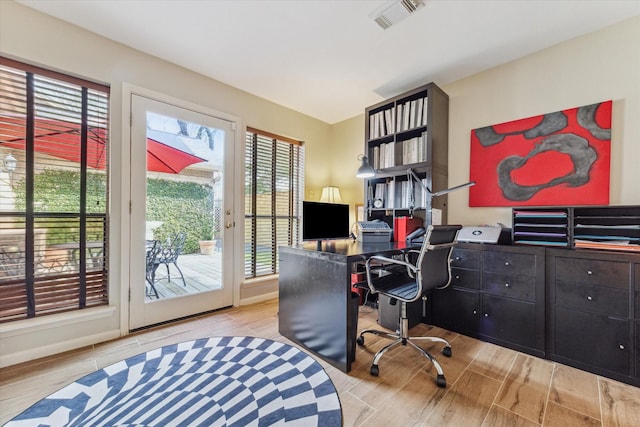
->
[240,291,278,306]
[0,329,121,368]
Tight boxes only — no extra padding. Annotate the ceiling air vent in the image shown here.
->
[370,0,424,30]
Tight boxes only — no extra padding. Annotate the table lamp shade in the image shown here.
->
[320,186,342,203]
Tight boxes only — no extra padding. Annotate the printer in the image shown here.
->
[357,221,392,243]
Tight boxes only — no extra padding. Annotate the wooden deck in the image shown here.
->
[145,252,222,301]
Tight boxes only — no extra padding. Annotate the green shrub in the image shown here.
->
[14,170,214,254]
[147,177,214,254]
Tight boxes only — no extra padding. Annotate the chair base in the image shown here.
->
[357,316,451,388]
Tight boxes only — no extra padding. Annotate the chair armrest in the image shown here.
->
[364,255,417,294]
[425,242,458,251]
[365,255,415,270]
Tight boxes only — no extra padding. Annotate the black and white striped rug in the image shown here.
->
[7,336,342,426]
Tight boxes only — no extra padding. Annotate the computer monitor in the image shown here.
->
[302,201,350,241]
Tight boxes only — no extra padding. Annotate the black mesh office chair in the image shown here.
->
[356,224,462,388]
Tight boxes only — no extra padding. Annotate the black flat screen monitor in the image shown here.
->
[302,201,350,241]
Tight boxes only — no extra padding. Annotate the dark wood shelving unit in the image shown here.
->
[363,82,449,231]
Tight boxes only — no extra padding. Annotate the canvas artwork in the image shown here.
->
[469,101,612,207]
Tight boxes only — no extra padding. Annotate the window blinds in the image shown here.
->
[0,57,110,322]
[244,128,303,279]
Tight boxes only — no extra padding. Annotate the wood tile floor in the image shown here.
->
[1,298,639,426]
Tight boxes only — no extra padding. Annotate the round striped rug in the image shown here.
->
[7,336,342,426]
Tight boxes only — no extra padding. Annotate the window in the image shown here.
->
[0,57,110,322]
[244,128,304,278]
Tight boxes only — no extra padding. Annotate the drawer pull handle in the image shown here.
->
[455,275,460,279]
[587,270,593,275]
[619,345,625,350]
[473,310,477,315]
[587,296,593,301]
[455,257,461,261]
[505,262,510,266]
[484,313,489,317]
[505,283,510,288]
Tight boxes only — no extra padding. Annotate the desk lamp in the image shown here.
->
[406,168,475,210]
[355,155,375,179]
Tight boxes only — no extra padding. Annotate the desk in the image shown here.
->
[278,239,414,372]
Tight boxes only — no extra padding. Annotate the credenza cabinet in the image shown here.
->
[431,243,546,358]
[429,242,639,387]
[546,248,639,386]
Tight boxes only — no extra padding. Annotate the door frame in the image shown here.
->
[119,83,243,334]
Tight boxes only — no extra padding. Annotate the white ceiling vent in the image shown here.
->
[370,0,424,30]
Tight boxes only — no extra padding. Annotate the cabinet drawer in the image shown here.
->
[554,307,630,375]
[482,272,535,301]
[482,294,538,350]
[555,257,629,289]
[555,281,629,317]
[432,287,480,336]
[451,248,479,270]
[451,268,480,290]
[482,251,536,277]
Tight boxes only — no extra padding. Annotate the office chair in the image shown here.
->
[356,224,462,388]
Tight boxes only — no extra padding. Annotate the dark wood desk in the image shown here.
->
[278,239,414,372]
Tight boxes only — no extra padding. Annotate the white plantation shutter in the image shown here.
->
[244,128,303,278]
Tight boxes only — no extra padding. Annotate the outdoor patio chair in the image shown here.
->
[0,244,24,279]
[151,232,187,287]
[145,239,162,298]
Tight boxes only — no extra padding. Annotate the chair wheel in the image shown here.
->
[436,374,446,388]
[356,336,364,346]
[442,346,452,357]
[370,364,379,376]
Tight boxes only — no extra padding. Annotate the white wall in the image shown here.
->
[445,15,640,226]
[0,0,331,367]
[333,16,640,227]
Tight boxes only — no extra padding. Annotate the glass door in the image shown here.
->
[129,94,234,329]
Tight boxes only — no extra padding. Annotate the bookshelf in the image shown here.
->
[363,82,449,233]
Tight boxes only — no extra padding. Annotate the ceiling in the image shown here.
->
[17,0,640,124]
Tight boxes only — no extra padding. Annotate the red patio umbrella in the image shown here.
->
[145,129,207,174]
[0,115,206,173]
